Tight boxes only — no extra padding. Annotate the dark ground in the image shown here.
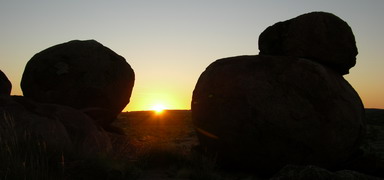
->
[105,109,384,180]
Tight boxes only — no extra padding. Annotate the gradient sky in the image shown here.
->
[1,0,383,111]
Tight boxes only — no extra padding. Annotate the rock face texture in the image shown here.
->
[21,40,135,118]
[192,55,365,175]
[259,12,358,75]
[0,70,11,95]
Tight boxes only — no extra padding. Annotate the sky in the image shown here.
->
[1,0,383,111]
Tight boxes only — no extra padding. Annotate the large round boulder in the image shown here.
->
[192,55,365,175]
[258,12,358,75]
[0,70,11,96]
[21,40,135,118]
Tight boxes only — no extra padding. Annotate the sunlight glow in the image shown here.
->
[152,104,166,114]
[124,88,191,112]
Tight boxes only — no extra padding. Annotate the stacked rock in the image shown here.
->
[192,12,365,175]
[258,12,358,75]
[1,40,135,158]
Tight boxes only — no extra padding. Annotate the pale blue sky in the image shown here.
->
[1,0,383,110]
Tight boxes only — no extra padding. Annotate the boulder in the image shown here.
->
[21,40,135,119]
[192,55,365,175]
[0,95,112,158]
[259,12,358,75]
[0,70,11,95]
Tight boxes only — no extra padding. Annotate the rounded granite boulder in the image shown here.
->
[259,12,358,75]
[21,40,135,118]
[192,55,365,175]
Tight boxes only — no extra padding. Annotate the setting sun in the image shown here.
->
[124,88,191,111]
[152,104,166,113]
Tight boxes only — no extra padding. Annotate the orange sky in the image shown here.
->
[1,1,383,111]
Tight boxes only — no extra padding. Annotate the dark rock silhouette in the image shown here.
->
[21,40,135,121]
[259,12,358,75]
[0,70,11,95]
[1,40,131,160]
[192,12,364,175]
[0,95,112,157]
[192,55,365,175]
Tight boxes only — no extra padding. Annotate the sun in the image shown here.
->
[152,104,166,114]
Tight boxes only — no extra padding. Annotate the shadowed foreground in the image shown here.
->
[1,109,384,179]
[113,109,384,180]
